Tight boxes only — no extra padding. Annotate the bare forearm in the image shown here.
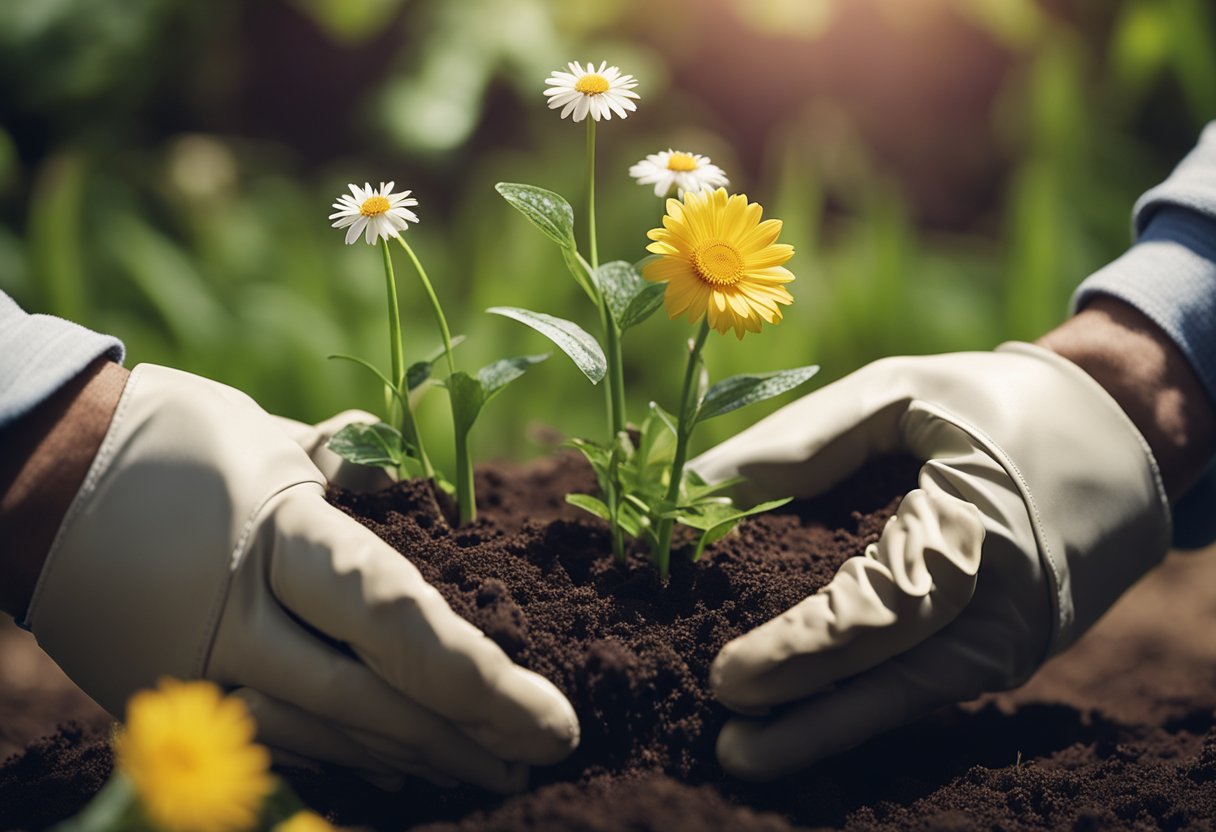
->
[0,358,129,618]
[1039,296,1216,501]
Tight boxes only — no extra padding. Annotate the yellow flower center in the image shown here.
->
[691,241,744,286]
[360,195,391,217]
[575,74,610,95]
[666,152,699,172]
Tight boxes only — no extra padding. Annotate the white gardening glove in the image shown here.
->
[269,409,395,493]
[690,342,1170,781]
[25,364,579,792]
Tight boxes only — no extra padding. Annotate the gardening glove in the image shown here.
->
[270,409,395,493]
[689,342,1171,781]
[24,364,579,793]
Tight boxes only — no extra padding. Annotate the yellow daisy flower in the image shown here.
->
[643,188,795,339]
[274,811,339,832]
[115,679,274,832]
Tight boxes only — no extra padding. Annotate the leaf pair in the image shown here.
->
[327,339,546,481]
[444,355,549,444]
[494,183,665,380]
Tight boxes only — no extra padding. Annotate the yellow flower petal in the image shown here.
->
[116,679,274,832]
[642,188,795,338]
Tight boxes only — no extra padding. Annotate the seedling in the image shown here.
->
[325,183,546,524]
[497,62,820,578]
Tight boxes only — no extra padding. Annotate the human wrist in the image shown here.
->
[1037,295,1216,501]
[0,358,129,618]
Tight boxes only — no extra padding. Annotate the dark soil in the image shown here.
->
[3,454,1215,831]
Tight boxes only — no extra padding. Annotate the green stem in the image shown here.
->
[655,319,711,580]
[455,428,475,525]
[585,117,626,562]
[380,238,434,481]
[395,234,456,376]
[586,117,599,272]
[381,239,405,389]
[393,234,471,522]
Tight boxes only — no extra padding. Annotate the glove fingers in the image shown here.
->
[216,602,530,793]
[712,487,983,712]
[230,688,399,780]
[269,411,394,492]
[716,632,983,782]
[234,688,471,791]
[267,494,578,766]
[341,725,527,794]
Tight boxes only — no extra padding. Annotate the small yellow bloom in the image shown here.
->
[274,811,339,832]
[115,679,274,832]
[643,188,794,339]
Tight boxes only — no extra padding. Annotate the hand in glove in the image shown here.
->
[16,363,578,792]
[690,298,1214,781]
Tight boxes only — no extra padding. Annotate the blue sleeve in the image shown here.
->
[0,291,125,428]
[1072,122,1216,549]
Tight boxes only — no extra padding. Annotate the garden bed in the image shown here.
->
[2,453,1215,831]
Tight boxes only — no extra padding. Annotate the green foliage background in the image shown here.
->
[1,0,1212,472]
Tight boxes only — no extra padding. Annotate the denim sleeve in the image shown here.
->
[0,291,125,428]
[1073,122,1216,549]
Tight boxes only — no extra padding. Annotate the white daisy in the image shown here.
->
[629,149,729,198]
[544,60,640,123]
[329,181,419,246]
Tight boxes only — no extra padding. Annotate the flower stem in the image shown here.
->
[454,428,475,525]
[585,117,599,273]
[395,235,456,377]
[393,234,473,523]
[381,239,405,389]
[655,319,711,580]
[381,238,434,481]
[586,117,627,562]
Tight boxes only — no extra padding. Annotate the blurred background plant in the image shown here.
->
[1,0,1212,471]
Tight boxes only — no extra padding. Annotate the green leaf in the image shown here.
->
[616,502,644,538]
[495,183,576,248]
[680,498,793,561]
[445,371,484,442]
[619,282,667,331]
[648,400,679,436]
[684,469,746,501]
[566,493,611,521]
[447,355,548,442]
[594,260,665,331]
[326,421,405,468]
[634,405,677,473]
[406,334,468,391]
[405,359,434,392]
[696,365,821,423]
[567,437,612,473]
[478,353,549,395]
[488,306,606,384]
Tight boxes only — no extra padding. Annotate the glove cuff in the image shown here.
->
[26,364,323,716]
[993,342,1171,654]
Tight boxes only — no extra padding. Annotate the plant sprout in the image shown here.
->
[493,59,651,561]
[639,187,818,576]
[498,64,821,579]
[325,183,546,524]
